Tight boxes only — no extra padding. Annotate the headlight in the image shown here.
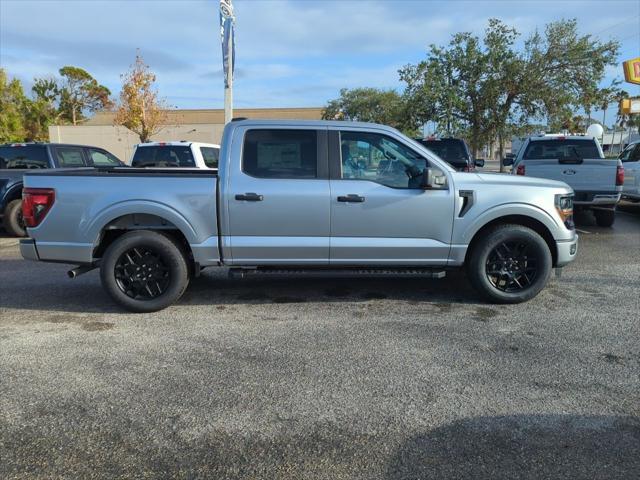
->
[555,194,574,230]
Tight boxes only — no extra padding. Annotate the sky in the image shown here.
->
[1,0,639,123]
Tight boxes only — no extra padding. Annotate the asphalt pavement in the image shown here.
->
[1,203,639,479]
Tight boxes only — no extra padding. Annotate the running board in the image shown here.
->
[228,267,446,279]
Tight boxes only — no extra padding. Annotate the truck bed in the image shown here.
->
[23,167,220,266]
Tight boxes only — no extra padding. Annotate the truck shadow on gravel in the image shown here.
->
[182,269,480,307]
[1,257,483,313]
[386,414,640,480]
[1,413,637,479]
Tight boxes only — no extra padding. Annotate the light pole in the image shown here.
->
[220,0,235,124]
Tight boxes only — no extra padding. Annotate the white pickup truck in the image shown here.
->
[130,141,220,169]
[504,135,623,227]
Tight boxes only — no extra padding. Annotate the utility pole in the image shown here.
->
[220,0,235,124]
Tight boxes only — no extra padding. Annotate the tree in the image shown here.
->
[58,66,112,125]
[114,55,168,143]
[23,78,62,141]
[322,87,419,136]
[0,69,27,142]
[400,18,619,167]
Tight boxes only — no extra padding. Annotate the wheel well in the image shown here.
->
[2,185,23,210]
[465,215,558,266]
[93,214,193,263]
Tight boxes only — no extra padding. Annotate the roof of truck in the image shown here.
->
[135,141,220,148]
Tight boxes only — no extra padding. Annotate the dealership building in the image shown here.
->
[48,107,324,162]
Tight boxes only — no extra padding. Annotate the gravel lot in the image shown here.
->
[1,204,639,479]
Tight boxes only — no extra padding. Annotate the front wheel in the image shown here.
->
[467,224,552,304]
[100,230,189,312]
[3,199,27,237]
[594,208,615,227]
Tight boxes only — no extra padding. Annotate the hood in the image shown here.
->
[468,172,572,191]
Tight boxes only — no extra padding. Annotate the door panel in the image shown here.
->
[330,180,454,265]
[329,129,455,266]
[226,128,330,264]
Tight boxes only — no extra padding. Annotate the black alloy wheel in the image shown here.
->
[100,230,190,312]
[114,247,171,299]
[466,224,552,304]
[485,241,538,293]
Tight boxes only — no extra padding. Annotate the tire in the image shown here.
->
[100,230,189,312]
[466,224,552,304]
[594,208,615,227]
[3,199,26,237]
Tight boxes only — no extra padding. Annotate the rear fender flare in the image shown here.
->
[85,200,198,246]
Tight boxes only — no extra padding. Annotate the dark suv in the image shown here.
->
[0,143,123,236]
[415,137,484,171]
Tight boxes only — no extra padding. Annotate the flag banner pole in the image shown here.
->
[220,0,235,124]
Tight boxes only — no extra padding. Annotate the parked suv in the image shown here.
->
[619,139,640,201]
[130,142,220,169]
[504,135,623,227]
[0,143,123,236]
[414,137,484,171]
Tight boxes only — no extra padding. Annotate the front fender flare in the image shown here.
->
[460,202,561,245]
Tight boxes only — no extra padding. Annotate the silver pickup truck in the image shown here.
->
[20,120,578,312]
[504,134,623,227]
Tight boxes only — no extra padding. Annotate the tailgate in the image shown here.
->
[524,158,617,191]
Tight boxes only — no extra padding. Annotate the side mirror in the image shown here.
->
[502,154,515,167]
[420,168,446,189]
[474,158,485,168]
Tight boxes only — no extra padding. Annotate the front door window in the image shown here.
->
[340,131,427,188]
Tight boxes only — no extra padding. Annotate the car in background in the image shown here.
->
[414,137,484,171]
[619,139,640,201]
[130,142,220,169]
[0,143,123,237]
[504,134,623,227]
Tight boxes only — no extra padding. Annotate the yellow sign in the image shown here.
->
[623,57,640,85]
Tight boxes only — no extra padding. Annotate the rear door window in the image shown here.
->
[523,140,602,160]
[53,146,87,167]
[131,145,196,167]
[0,146,49,169]
[200,146,219,168]
[87,148,122,166]
[242,129,317,178]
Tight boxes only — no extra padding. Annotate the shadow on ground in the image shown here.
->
[387,414,640,480]
[0,256,481,314]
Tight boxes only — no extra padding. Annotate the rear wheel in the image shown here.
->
[467,224,552,304]
[3,199,26,237]
[594,208,615,227]
[100,230,189,312]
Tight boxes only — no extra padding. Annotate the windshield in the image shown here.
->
[523,139,603,160]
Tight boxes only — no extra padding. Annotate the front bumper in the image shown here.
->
[20,238,39,261]
[555,233,578,267]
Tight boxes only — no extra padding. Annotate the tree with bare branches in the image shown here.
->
[114,55,168,142]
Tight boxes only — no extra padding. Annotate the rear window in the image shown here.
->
[132,145,196,167]
[0,146,48,169]
[242,129,317,179]
[200,147,219,168]
[417,139,469,162]
[523,140,602,160]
